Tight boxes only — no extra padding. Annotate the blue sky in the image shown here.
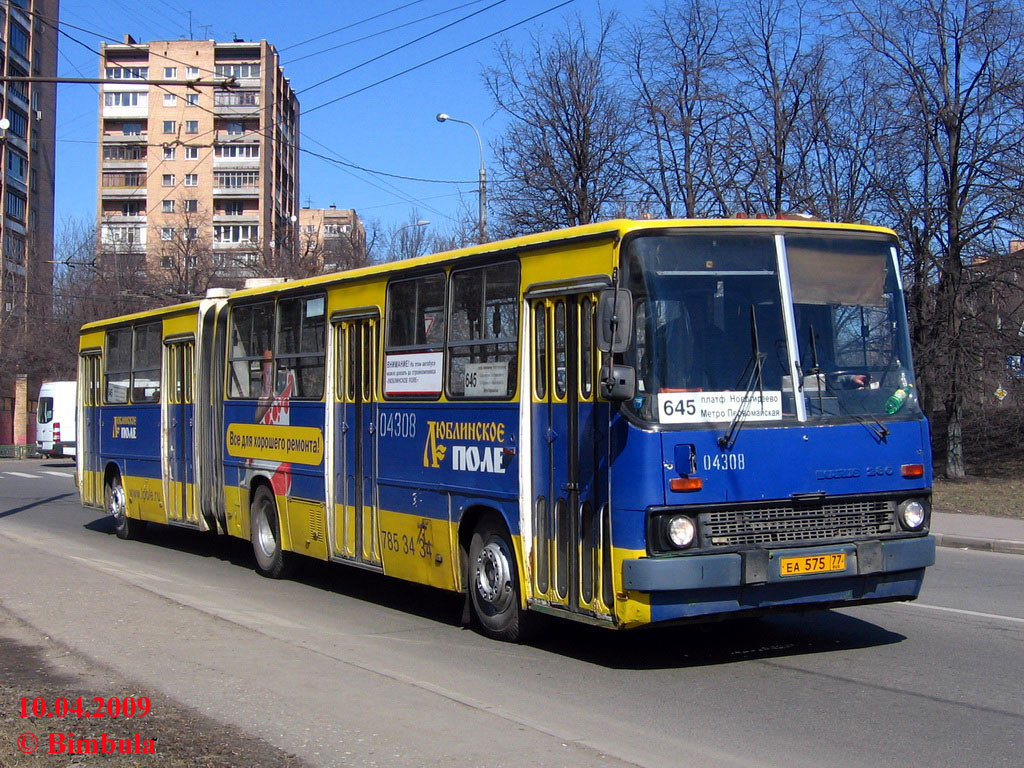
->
[54,0,630,238]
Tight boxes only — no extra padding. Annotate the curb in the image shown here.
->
[934,534,1024,556]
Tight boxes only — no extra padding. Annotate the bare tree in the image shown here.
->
[149,207,222,299]
[725,0,829,215]
[21,219,159,385]
[619,0,741,217]
[785,52,896,223]
[842,0,1024,477]
[242,224,325,281]
[486,15,634,234]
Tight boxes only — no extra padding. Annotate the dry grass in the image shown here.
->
[933,475,1024,519]
[932,449,1024,520]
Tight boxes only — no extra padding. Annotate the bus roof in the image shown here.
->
[80,217,898,328]
[229,217,897,299]
[80,300,203,332]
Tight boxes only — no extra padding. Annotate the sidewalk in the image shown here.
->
[931,511,1024,555]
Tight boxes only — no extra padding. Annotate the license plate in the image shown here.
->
[779,552,847,577]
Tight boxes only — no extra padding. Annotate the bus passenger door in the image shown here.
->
[529,293,613,619]
[165,339,198,526]
[79,352,104,506]
[332,315,381,568]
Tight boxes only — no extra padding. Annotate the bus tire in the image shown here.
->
[250,485,293,579]
[468,515,534,642]
[106,472,144,540]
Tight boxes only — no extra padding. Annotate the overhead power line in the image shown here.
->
[303,0,577,115]
[278,0,433,53]
[297,0,510,95]
[283,0,489,66]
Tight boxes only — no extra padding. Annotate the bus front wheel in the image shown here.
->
[468,515,534,642]
[106,472,144,540]
[250,485,293,579]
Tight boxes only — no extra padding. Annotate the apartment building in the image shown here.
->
[0,0,58,345]
[297,206,367,272]
[97,37,298,290]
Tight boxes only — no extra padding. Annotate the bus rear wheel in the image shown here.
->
[250,485,293,579]
[468,515,534,642]
[106,472,144,540]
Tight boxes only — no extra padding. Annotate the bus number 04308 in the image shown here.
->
[704,453,746,471]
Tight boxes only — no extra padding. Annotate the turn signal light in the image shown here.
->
[669,477,703,492]
[901,463,925,478]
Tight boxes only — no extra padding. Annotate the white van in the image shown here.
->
[36,381,77,459]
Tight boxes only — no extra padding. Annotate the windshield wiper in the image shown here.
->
[718,306,766,450]
[834,389,890,443]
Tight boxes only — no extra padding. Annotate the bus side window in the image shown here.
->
[447,261,519,399]
[132,323,161,403]
[104,328,132,404]
[276,294,326,399]
[228,302,274,398]
[384,273,446,399]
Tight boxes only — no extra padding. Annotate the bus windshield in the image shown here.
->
[623,230,919,425]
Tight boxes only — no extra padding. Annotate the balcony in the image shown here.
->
[102,158,147,171]
[216,130,261,144]
[101,187,146,200]
[212,213,260,223]
[213,156,260,170]
[213,103,261,118]
[98,241,146,255]
[212,239,259,250]
[103,133,148,143]
[210,185,258,198]
[102,105,148,119]
[101,214,147,224]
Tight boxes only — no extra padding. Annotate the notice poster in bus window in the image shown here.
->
[464,361,509,397]
[657,390,783,424]
[385,351,443,396]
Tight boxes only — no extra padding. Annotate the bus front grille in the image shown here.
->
[700,500,897,547]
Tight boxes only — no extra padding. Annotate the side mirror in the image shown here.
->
[599,363,636,401]
[596,288,632,354]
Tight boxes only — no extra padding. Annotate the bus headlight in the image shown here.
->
[897,499,928,531]
[666,515,696,548]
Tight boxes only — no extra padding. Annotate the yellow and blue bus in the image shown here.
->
[78,218,935,641]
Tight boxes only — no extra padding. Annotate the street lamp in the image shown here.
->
[436,113,487,244]
[390,219,429,261]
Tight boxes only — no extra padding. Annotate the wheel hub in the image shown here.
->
[256,510,276,557]
[476,541,513,610]
[107,483,126,522]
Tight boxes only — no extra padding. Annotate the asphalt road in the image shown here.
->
[0,459,1021,768]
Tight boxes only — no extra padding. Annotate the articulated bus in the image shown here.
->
[78,218,935,641]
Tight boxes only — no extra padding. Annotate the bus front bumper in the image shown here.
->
[623,536,935,592]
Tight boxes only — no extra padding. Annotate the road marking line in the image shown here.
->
[41,471,73,477]
[905,601,1024,625]
[4,472,42,478]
